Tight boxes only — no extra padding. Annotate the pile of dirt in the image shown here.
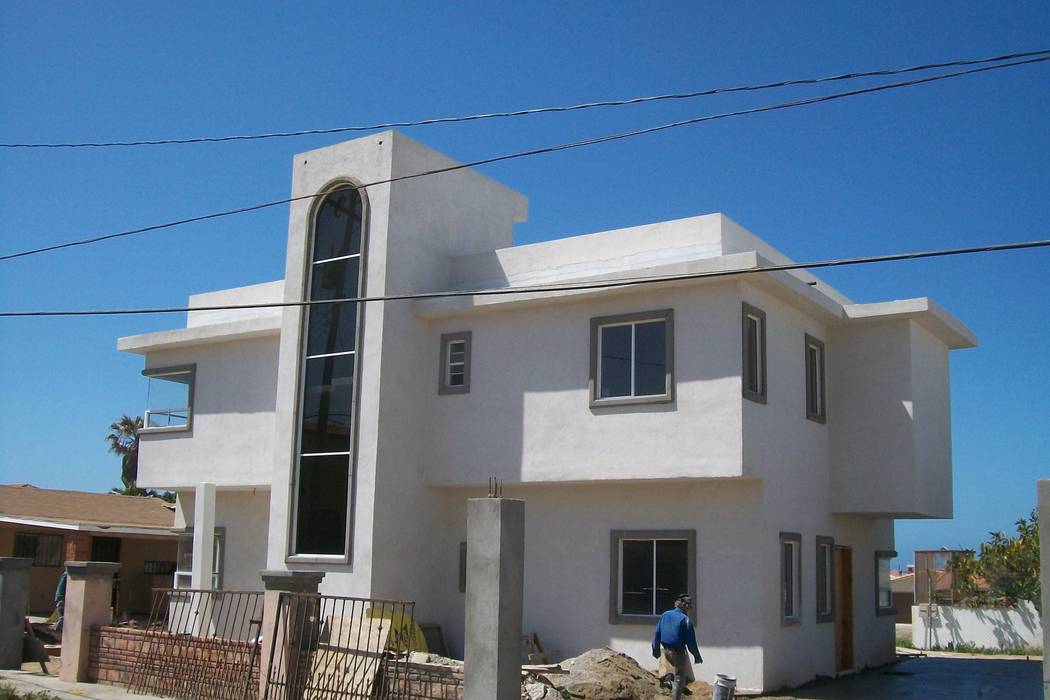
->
[541,647,713,699]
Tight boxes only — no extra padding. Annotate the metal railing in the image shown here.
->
[263,593,417,700]
[127,588,264,700]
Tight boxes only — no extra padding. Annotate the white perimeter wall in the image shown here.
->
[913,602,1043,651]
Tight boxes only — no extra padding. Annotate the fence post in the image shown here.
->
[60,561,120,682]
[259,570,325,700]
[0,557,31,669]
[463,497,525,700]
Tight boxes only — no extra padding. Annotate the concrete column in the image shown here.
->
[192,482,217,589]
[60,561,120,682]
[0,558,31,669]
[464,498,524,700]
[258,570,325,700]
[1039,480,1050,700]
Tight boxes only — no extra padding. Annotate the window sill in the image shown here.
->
[805,414,827,425]
[139,424,192,435]
[438,385,470,396]
[743,390,767,405]
[876,607,898,617]
[591,393,674,409]
[816,614,835,624]
[781,616,801,627]
[286,553,351,566]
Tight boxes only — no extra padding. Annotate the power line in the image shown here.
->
[3,49,1048,149]
[3,236,1048,317]
[3,54,1048,265]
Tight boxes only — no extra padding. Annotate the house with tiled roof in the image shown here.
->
[0,484,177,614]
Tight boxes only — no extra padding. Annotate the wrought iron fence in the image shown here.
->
[263,593,417,700]
[127,588,264,700]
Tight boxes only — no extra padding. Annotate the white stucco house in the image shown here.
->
[117,131,976,692]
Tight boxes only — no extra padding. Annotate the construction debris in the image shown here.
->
[546,647,714,699]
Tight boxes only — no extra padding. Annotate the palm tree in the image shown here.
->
[105,415,142,490]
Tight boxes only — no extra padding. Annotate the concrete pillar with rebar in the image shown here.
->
[463,497,525,700]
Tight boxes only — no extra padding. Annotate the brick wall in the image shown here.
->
[380,659,464,700]
[89,626,260,700]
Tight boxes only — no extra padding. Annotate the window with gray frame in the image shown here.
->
[174,528,225,589]
[439,332,472,394]
[141,365,195,431]
[13,532,63,567]
[742,303,767,403]
[590,310,674,406]
[816,536,835,622]
[875,550,897,616]
[781,532,802,624]
[291,185,365,559]
[609,529,695,623]
[804,334,826,423]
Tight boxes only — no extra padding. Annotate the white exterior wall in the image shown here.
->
[422,284,743,486]
[137,336,279,489]
[913,602,1042,651]
[175,487,271,591]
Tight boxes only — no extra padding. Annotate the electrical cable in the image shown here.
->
[2,236,1047,317]
[2,49,1047,149]
[3,54,1048,264]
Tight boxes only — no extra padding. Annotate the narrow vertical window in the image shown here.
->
[816,536,835,622]
[781,532,802,624]
[439,332,472,395]
[804,334,826,423]
[742,303,767,403]
[875,550,897,616]
[292,185,365,558]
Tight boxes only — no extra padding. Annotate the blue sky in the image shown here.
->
[1,2,1047,566]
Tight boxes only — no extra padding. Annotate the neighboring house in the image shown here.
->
[890,568,915,623]
[0,484,177,614]
[117,132,976,692]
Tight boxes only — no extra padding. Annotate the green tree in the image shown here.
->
[950,509,1040,611]
[104,415,175,503]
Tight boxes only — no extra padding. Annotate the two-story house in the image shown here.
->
[117,131,976,692]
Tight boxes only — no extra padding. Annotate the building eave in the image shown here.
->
[117,316,281,355]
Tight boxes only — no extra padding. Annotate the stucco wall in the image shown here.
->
[138,336,279,489]
[913,602,1042,651]
[176,488,270,591]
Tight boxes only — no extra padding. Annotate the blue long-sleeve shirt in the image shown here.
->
[652,607,701,659]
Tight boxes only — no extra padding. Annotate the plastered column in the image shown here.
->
[0,558,31,669]
[258,570,325,700]
[464,498,524,700]
[1038,480,1050,700]
[60,562,120,682]
[192,482,216,589]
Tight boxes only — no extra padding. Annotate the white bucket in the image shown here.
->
[712,673,737,700]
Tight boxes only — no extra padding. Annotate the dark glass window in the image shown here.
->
[742,303,767,402]
[634,321,667,396]
[293,185,364,557]
[620,538,689,616]
[600,325,632,398]
[805,334,826,422]
[91,536,121,563]
[13,533,63,567]
[598,320,667,399]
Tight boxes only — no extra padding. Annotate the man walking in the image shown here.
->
[652,594,702,700]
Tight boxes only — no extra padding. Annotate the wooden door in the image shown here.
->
[834,546,853,671]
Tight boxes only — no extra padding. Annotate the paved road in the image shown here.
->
[787,657,1041,700]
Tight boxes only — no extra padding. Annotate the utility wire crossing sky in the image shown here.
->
[3,51,1049,264]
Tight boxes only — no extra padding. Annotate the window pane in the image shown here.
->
[308,258,360,355]
[91,537,121,563]
[13,534,37,560]
[655,540,688,615]
[300,355,355,454]
[600,325,632,398]
[295,455,350,555]
[783,542,796,617]
[634,321,667,396]
[817,544,829,614]
[146,372,192,428]
[746,317,760,393]
[312,188,362,261]
[449,370,465,387]
[878,557,892,608]
[621,540,654,615]
[807,347,819,415]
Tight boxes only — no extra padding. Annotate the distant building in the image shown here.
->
[118,132,976,692]
[0,484,177,614]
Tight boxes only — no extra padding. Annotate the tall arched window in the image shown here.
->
[292,185,364,556]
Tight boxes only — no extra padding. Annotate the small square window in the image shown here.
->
[816,536,835,623]
[609,529,695,624]
[781,532,802,624]
[804,335,826,423]
[742,303,767,403]
[875,550,897,616]
[439,332,472,395]
[141,365,195,432]
[13,533,63,567]
[590,310,674,407]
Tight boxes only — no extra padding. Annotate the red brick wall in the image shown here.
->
[89,626,259,700]
[380,659,464,699]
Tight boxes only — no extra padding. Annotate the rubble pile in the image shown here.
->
[543,647,713,699]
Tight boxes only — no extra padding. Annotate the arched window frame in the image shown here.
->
[287,180,369,563]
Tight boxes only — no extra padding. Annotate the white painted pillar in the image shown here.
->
[192,482,216,589]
